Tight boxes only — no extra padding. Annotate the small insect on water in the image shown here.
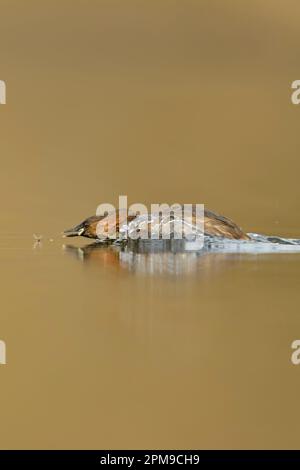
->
[33,234,43,248]
[33,234,43,243]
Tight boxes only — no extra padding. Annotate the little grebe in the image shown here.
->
[63,208,249,241]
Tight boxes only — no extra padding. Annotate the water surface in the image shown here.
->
[1,234,300,449]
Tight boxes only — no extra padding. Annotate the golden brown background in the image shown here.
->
[0,0,300,449]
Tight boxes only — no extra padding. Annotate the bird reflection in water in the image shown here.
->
[63,239,243,276]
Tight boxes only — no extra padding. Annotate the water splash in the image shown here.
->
[248,233,300,245]
[203,234,300,254]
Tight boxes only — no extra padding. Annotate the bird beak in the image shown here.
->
[63,226,85,237]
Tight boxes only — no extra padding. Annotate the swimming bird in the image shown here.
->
[63,208,249,241]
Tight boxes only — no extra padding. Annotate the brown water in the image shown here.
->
[1,0,300,449]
